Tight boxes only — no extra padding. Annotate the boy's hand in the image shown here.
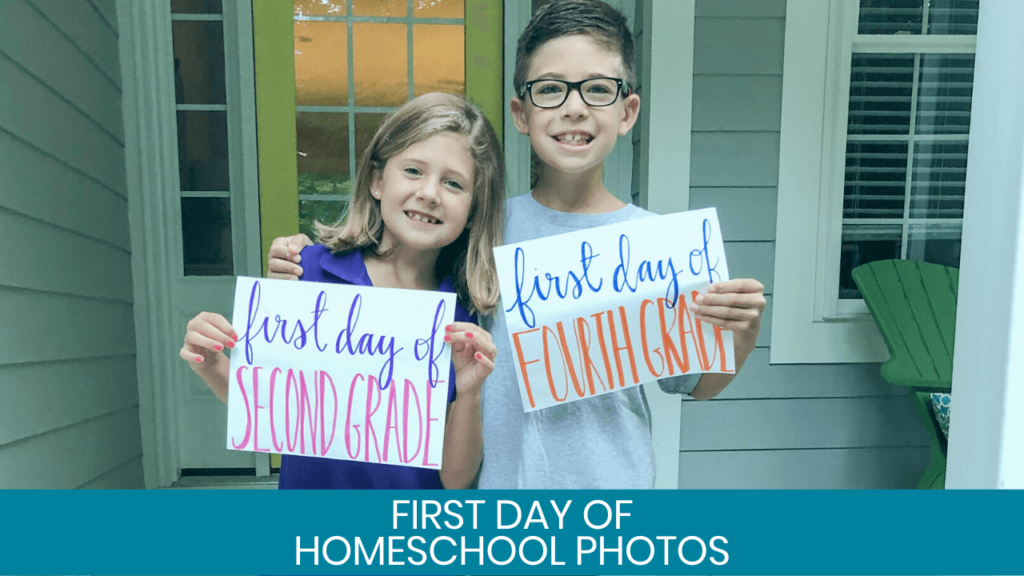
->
[689,278,766,361]
[267,233,313,280]
[180,312,238,369]
[444,322,496,397]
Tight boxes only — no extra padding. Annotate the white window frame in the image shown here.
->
[772,0,976,364]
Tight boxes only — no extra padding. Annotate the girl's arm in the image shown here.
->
[179,312,239,404]
[439,322,496,489]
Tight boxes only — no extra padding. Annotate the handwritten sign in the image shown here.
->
[226,277,454,469]
[493,208,733,412]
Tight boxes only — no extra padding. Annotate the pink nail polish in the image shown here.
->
[225,340,235,349]
[195,356,204,363]
[475,352,483,360]
[467,332,474,339]
[213,343,223,351]
[445,325,452,332]
[444,334,451,342]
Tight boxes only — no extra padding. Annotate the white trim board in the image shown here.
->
[946,0,1024,489]
[771,0,889,364]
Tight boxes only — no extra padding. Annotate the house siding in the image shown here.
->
[0,0,144,488]
[679,0,931,488]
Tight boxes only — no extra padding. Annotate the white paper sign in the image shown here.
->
[493,208,734,412]
[226,277,455,469]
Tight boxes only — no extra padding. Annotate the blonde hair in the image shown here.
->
[315,93,505,317]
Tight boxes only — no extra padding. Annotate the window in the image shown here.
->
[292,0,466,237]
[172,0,235,275]
[772,0,977,363]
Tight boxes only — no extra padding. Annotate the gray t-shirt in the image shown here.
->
[479,193,697,489]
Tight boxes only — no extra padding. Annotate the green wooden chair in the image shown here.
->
[851,259,959,489]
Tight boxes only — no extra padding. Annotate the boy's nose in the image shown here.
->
[561,88,589,117]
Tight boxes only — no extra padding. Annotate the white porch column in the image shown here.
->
[946,0,1024,489]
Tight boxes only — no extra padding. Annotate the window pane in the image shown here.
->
[295,0,346,16]
[844,141,908,219]
[910,140,967,219]
[915,54,974,135]
[295,21,349,106]
[415,0,464,18]
[300,199,349,240]
[858,0,923,34]
[354,23,408,106]
[839,225,903,299]
[172,21,226,105]
[906,223,961,267]
[172,0,222,14]
[847,54,914,135]
[177,111,230,191]
[182,197,233,276]
[354,0,408,16]
[296,112,350,193]
[927,0,979,35]
[354,113,387,164]
[413,25,465,96]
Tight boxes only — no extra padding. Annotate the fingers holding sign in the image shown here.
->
[688,278,766,356]
[180,311,237,403]
[445,322,496,397]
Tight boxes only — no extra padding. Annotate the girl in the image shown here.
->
[179,92,505,490]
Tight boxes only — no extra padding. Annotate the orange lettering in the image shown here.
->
[512,328,541,408]
[607,307,640,387]
[576,317,607,395]
[657,298,686,375]
[591,312,616,391]
[556,321,587,398]
[639,299,664,377]
[542,325,568,402]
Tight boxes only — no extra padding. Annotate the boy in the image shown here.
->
[267,0,765,489]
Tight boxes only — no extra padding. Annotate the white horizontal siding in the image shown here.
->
[0,0,141,489]
[683,0,930,489]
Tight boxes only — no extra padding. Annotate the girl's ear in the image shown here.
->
[369,169,382,199]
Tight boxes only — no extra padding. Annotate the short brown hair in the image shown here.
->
[514,0,636,96]
[315,93,505,316]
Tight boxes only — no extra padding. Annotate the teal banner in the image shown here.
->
[1,490,1019,574]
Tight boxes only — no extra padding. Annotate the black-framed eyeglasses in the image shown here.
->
[520,77,629,109]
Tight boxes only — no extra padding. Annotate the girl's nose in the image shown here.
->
[417,178,441,204]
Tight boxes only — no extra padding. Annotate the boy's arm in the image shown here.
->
[687,278,766,401]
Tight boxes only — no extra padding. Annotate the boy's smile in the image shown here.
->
[511,34,640,179]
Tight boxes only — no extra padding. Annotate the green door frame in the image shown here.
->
[251,0,504,275]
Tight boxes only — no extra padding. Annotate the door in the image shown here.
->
[168,0,264,471]
[250,0,503,470]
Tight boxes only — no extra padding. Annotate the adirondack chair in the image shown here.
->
[851,259,959,489]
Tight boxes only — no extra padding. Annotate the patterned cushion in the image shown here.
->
[930,392,952,439]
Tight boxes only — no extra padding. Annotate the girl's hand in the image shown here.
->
[179,312,238,370]
[267,233,313,280]
[445,322,496,396]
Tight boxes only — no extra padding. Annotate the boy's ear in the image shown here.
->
[510,97,531,135]
[617,93,641,136]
